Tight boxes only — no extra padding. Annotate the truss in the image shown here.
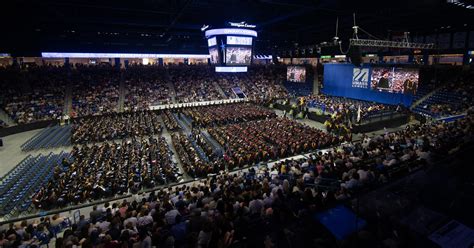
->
[349,39,436,49]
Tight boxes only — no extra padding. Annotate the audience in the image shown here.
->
[209,117,338,169]
[0,65,65,124]
[12,112,472,248]
[71,64,121,117]
[413,68,474,118]
[217,66,288,100]
[32,136,181,209]
[162,110,180,131]
[171,132,224,178]
[71,111,162,144]
[0,64,289,123]
[170,65,222,103]
[124,65,172,111]
[0,62,473,247]
[181,103,276,127]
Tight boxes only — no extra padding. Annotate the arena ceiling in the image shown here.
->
[2,0,473,56]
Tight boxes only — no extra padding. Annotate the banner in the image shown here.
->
[322,64,414,106]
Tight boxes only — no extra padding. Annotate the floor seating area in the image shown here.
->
[0,152,71,217]
[21,125,72,151]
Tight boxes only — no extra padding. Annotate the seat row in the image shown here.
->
[21,125,72,151]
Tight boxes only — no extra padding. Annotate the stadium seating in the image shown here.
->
[71,64,121,117]
[21,125,72,151]
[0,152,71,216]
[123,65,172,110]
[0,65,65,124]
[413,87,473,118]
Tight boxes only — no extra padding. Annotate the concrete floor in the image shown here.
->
[0,129,48,177]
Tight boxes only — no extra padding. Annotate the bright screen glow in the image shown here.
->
[208,37,217,47]
[215,66,248,73]
[209,48,219,64]
[225,47,252,65]
[42,52,210,59]
[205,28,258,38]
[287,66,306,82]
[227,36,252,45]
[371,67,419,94]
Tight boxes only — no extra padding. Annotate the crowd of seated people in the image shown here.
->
[246,66,288,100]
[124,65,173,111]
[171,132,224,178]
[169,66,223,103]
[209,117,338,169]
[32,136,180,209]
[191,130,216,160]
[5,111,473,248]
[71,64,121,117]
[181,103,276,127]
[322,114,473,191]
[0,65,65,124]
[216,66,288,100]
[7,167,348,248]
[71,111,162,144]
[162,110,180,131]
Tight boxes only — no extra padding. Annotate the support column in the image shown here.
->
[408,53,414,64]
[463,51,470,65]
[114,58,120,68]
[423,52,429,65]
[312,65,319,95]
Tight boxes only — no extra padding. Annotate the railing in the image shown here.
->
[149,98,249,110]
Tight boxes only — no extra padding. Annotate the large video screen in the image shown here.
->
[371,67,419,94]
[207,37,217,47]
[225,47,252,65]
[209,48,219,64]
[227,36,252,45]
[287,66,306,83]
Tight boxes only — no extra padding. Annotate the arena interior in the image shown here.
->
[1,0,474,247]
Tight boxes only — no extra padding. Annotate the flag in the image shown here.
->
[357,105,361,123]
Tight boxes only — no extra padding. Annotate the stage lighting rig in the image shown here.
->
[349,39,436,49]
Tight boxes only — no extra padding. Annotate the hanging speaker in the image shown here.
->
[348,46,361,67]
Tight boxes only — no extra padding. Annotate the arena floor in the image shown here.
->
[0,108,416,179]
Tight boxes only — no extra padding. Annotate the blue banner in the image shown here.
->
[322,63,414,106]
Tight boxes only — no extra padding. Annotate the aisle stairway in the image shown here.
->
[212,80,228,99]
[165,69,177,103]
[63,80,73,116]
[172,113,210,162]
[118,71,126,112]
[0,108,15,126]
[201,130,224,157]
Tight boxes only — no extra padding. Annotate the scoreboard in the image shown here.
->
[204,25,257,72]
